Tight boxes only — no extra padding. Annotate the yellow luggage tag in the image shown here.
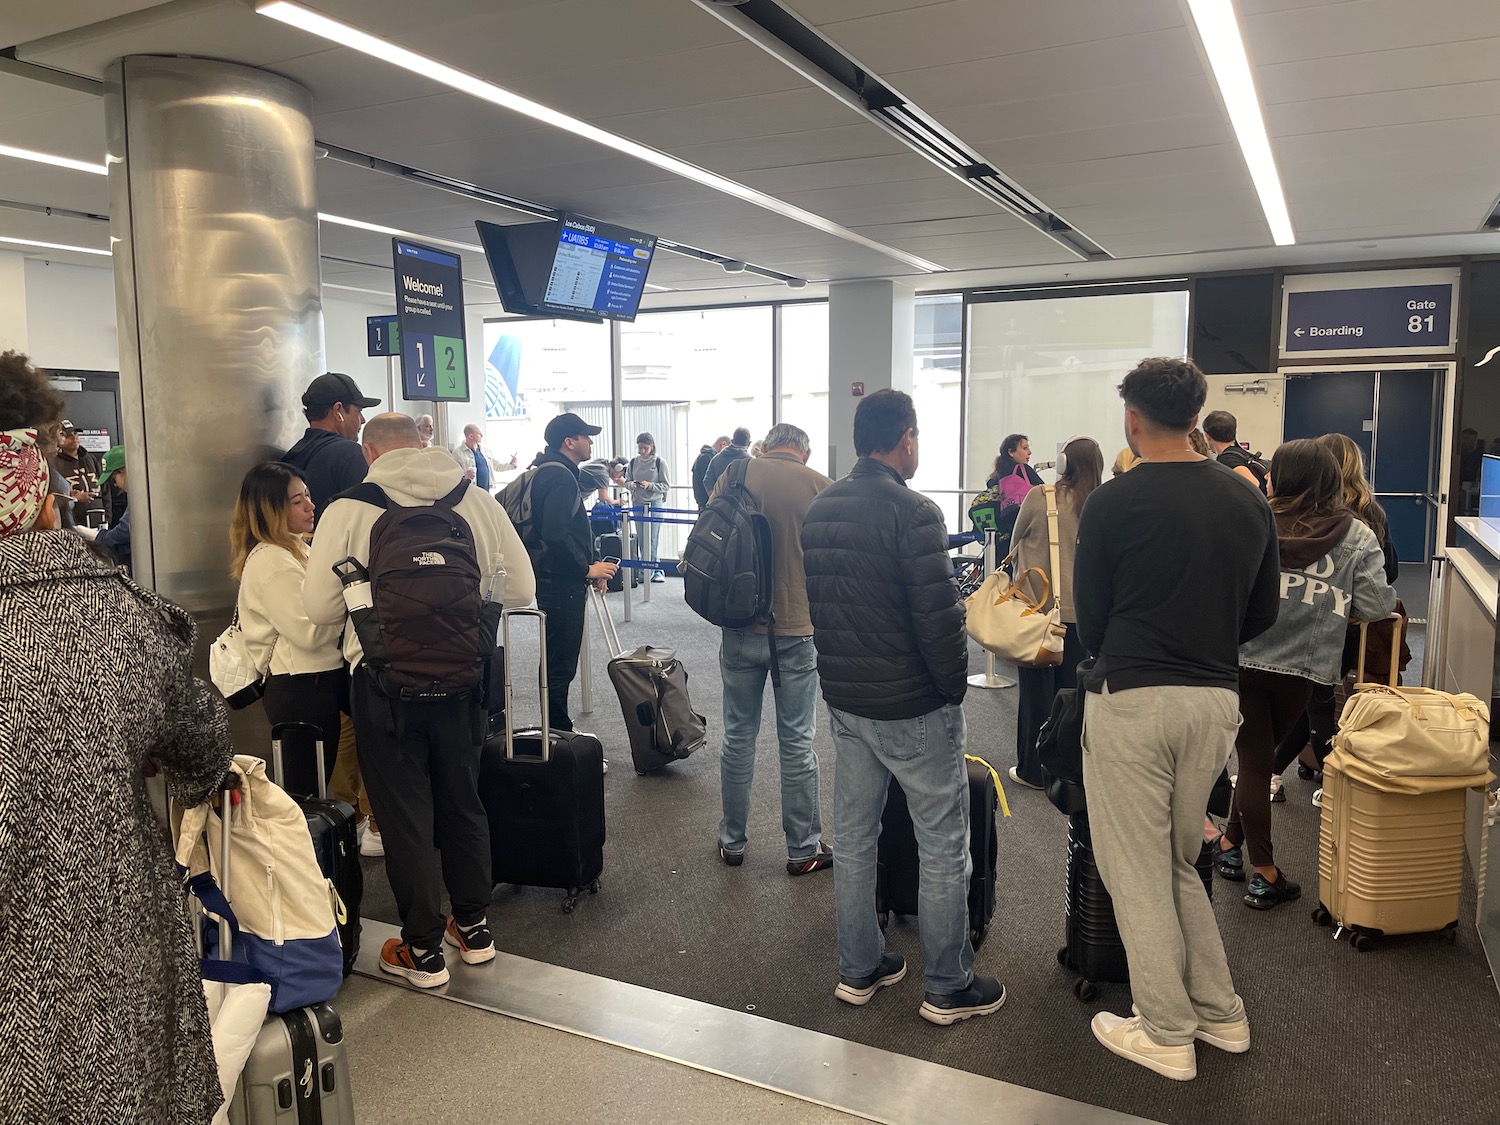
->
[965,754,1011,818]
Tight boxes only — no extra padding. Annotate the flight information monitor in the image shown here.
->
[540,214,656,321]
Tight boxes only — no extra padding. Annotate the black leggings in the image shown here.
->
[1225,668,1314,870]
[1272,681,1336,775]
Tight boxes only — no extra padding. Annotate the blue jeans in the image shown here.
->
[717,630,823,860]
[829,703,973,995]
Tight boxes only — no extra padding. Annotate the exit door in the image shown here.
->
[1282,368,1444,562]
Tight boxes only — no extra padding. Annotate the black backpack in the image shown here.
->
[345,480,501,701]
[682,458,773,628]
[496,460,576,549]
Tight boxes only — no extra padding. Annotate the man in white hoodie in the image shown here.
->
[305,412,536,988]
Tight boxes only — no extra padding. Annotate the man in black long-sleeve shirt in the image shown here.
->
[525,413,618,733]
[1074,357,1278,1082]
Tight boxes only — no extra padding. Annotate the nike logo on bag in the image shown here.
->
[413,552,446,566]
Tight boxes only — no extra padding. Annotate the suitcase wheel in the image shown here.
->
[1311,904,1332,927]
[1074,979,1100,1003]
[562,880,600,914]
[1349,932,1375,953]
[1445,924,1459,946]
[1056,946,1069,968]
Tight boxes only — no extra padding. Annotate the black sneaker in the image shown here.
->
[1244,870,1301,910]
[787,846,833,877]
[834,953,907,1006]
[1269,777,1287,803]
[1297,763,1323,782]
[919,974,1006,1026]
[444,916,496,965]
[1214,839,1245,882]
[717,843,744,867]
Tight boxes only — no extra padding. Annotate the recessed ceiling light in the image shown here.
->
[1185,0,1295,247]
[316,212,482,254]
[0,144,108,176]
[0,235,111,256]
[258,0,944,273]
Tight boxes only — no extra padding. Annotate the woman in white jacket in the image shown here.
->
[230,462,345,780]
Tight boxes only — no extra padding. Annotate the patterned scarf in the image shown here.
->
[0,428,51,538]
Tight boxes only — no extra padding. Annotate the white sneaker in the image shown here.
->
[1007,766,1042,791]
[1195,1015,1251,1054]
[1091,1012,1196,1081]
[360,825,385,857]
[1312,788,1324,809]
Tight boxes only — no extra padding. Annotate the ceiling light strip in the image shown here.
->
[0,234,111,256]
[317,211,482,254]
[257,0,943,273]
[1185,0,1294,247]
[0,143,108,176]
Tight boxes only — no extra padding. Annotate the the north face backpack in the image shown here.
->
[681,458,777,655]
[496,460,576,547]
[346,480,500,700]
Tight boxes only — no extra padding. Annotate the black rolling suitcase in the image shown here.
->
[270,722,363,977]
[195,773,356,1125]
[478,607,606,913]
[592,588,707,774]
[1058,811,1215,1001]
[876,755,1001,951]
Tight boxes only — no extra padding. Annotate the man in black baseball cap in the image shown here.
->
[520,412,615,735]
[282,372,382,522]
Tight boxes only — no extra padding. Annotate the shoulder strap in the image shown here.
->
[726,456,751,492]
[338,482,389,510]
[435,479,469,509]
[1044,486,1061,612]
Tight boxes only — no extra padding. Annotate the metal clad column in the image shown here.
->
[103,56,322,608]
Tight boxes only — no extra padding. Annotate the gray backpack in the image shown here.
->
[496,460,576,548]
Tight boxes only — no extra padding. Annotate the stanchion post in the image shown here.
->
[642,503,652,605]
[968,526,1016,690]
[622,507,634,624]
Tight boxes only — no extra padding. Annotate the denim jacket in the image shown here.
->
[1239,516,1396,684]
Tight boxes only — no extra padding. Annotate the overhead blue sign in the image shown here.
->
[1285,284,1452,352]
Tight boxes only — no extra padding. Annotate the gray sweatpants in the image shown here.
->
[1082,683,1246,1045]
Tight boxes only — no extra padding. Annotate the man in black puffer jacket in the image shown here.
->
[802,389,1005,1027]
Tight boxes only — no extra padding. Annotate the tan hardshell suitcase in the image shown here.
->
[1313,615,1489,950]
[1314,771,1465,949]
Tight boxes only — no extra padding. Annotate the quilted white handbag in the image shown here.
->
[210,608,271,709]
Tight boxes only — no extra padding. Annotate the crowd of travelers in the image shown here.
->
[1,339,1418,1119]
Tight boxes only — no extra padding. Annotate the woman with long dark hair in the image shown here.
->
[230,461,345,775]
[1271,433,1401,790]
[1006,436,1103,789]
[1213,439,1396,909]
[987,432,1045,489]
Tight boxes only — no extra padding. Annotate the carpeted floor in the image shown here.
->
[360,574,1498,1125]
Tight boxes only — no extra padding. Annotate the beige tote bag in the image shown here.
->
[965,487,1066,667]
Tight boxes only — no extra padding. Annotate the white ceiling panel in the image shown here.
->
[1266,81,1500,138]
[1255,37,1500,105]
[0,1,161,48]
[1243,0,1500,66]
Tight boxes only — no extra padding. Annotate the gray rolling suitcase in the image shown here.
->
[205,773,355,1125]
[592,588,707,774]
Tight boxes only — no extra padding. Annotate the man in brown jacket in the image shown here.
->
[711,423,835,875]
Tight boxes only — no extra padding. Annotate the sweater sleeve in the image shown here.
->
[1072,491,1111,657]
[247,549,342,657]
[900,499,967,704]
[1240,505,1281,643]
[303,500,357,627]
[482,492,536,607]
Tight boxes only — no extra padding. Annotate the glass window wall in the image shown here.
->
[965,290,1190,517]
[780,302,830,476]
[912,294,964,531]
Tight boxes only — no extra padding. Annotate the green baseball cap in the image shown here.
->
[100,444,125,482]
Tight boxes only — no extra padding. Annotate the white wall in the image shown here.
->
[320,292,405,419]
[1201,375,1284,458]
[23,260,117,370]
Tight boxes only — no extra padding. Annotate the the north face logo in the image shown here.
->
[413,551,446,566]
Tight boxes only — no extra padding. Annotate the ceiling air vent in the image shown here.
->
[693,0,1110,262]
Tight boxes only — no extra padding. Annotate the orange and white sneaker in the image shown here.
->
[379,938,449,988]
[444,916,497,965]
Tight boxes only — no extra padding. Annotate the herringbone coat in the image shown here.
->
[0,531,233,1125]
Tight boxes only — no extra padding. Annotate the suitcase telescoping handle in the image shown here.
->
[270,721,329,801]
[591,586,625,658]
[216,770,239,960]
[502,607,551,763]
[1355,611,1403,689]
